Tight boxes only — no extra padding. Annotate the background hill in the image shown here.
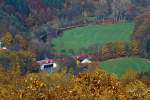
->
[0,0,149,37]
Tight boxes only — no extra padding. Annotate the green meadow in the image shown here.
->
[100,57,150,77]
[52,23,134,53]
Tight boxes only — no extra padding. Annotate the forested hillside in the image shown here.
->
[0,1,150,99]
[0,0,150,36]
[0,0,149,58]
[0,0,149,73]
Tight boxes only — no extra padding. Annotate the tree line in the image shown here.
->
[132,12,150,58]
[82,40,142,61]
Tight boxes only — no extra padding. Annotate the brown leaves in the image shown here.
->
[125,80,150,100]
[0,68,149,99]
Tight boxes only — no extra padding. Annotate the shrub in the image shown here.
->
[0,67,149,99]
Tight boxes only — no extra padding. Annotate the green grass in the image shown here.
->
[52,23,134,53]
[100,57,150,77]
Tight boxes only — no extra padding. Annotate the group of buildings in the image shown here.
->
[37,54,92,73]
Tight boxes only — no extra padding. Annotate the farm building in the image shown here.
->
[36,59,62,73]
[36,54,92,73]
[40,63,57,73]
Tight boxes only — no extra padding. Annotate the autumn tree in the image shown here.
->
[130,40,142,56]
[100,43,114,60]
[113,41,128,57]
[2,32,13,48]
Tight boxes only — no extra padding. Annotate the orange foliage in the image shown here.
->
[100,43,114,60]
[130,40,142,56]
[113,41,128,57]
[0,66,149,100]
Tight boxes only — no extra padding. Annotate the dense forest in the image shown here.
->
[0,0,150,36]
[0,0,150,58]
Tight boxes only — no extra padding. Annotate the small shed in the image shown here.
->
[37,59,59,73]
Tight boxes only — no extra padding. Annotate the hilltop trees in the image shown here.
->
[44,0,65,9]
[0,0,149,36]
[5,0,30,16]
[94,0,109,20]
[111,0,132,22]
[80,0,95,23]
[27,0,54,26]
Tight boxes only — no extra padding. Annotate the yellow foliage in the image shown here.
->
[113,41,128,57]
[100,43,113,60]
[130,40,141,56]
[2,32,13,48]
[0,67,149,100]
[125,80,150,100]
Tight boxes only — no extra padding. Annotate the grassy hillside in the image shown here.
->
[52,23,134,53]
[100,57,150,77]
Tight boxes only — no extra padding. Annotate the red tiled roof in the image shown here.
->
[37,54,92,65]
[37,58,65,65]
